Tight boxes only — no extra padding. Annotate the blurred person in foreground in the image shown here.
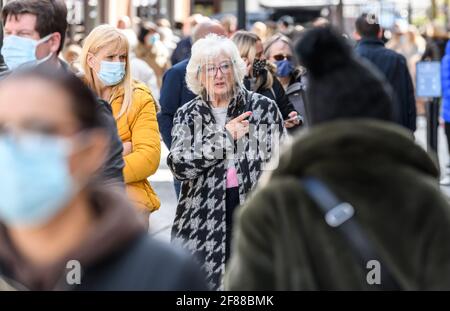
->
[168,34,285,290]
[231,30,300,130]
[81,25,161,228]
[264,34,309,127]
[0,0,124,184]
[0,68,207,291]
[225,26,450,290]
[354,13,416,132]
[158,21,226,199]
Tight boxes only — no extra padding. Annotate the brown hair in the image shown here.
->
[2,0,68,53]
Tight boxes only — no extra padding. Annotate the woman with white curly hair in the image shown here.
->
[168,34,285,290]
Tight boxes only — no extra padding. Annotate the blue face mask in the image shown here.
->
[97,61,126,86]
[1,34,53,71]
[147,33,160,45]
[275,60,295,77]
[0,133,75,228]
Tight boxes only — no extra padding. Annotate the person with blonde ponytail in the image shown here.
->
[81,25,161,228]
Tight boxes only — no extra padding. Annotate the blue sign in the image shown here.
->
[416,61,442,98]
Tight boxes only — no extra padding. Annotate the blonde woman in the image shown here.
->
[81,25,161,227]
[231,30,300,129]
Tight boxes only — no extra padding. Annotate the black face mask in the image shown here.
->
[252,58,267,77]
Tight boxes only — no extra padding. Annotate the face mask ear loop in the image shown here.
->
[35,34,55,65]
[36,33,54,46]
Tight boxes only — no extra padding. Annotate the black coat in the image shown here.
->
[355,39,417,131]
[244,70,296,119]
[74,234,208,291]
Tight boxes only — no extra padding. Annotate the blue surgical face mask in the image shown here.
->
[147,33,160,45]
[1,34,54,70]
[96,60,126,86]
[275,60,295,77]
[0,133,76,228]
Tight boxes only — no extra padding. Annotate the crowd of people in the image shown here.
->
[1,0,450,291]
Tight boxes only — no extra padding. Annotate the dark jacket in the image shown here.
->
[168,87,286,290]
[170,37,192,66]
[226,119,450,290]
[96,99,125,184]
[0,186,207,291]
[157,58,196,149]
[285,69,308,127]
[244,70,296,120]
[355,39,417,131]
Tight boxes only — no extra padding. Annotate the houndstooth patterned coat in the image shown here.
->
[168,87,285,290]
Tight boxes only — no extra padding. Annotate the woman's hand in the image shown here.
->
[226,111,252,140]
[284,111,301,129]
[123,141,133,156]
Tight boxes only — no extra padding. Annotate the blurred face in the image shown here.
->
[267,40,293,64]
[0,78,107,187]
[144,29,159,46]
[3,13,61,59]
[199,54,235,100]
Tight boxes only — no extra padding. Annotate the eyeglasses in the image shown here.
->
[203,61,233,77]
[273,54,293,61]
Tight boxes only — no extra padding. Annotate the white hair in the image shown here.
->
[186,33,247,96]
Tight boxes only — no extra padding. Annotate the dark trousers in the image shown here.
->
[225,187,240,262]
[445,122,450,156]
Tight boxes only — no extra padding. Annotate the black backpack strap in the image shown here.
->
[301,177,401,290]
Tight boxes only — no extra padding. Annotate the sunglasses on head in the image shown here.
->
[273,54,293,61]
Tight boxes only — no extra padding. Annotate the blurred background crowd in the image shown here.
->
[1,0,450,115]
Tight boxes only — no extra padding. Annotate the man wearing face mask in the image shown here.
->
[0,0,125,185]
[264,34,309,127]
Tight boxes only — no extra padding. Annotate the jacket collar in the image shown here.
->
[197,86,248,115]
[357,38,386,47]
